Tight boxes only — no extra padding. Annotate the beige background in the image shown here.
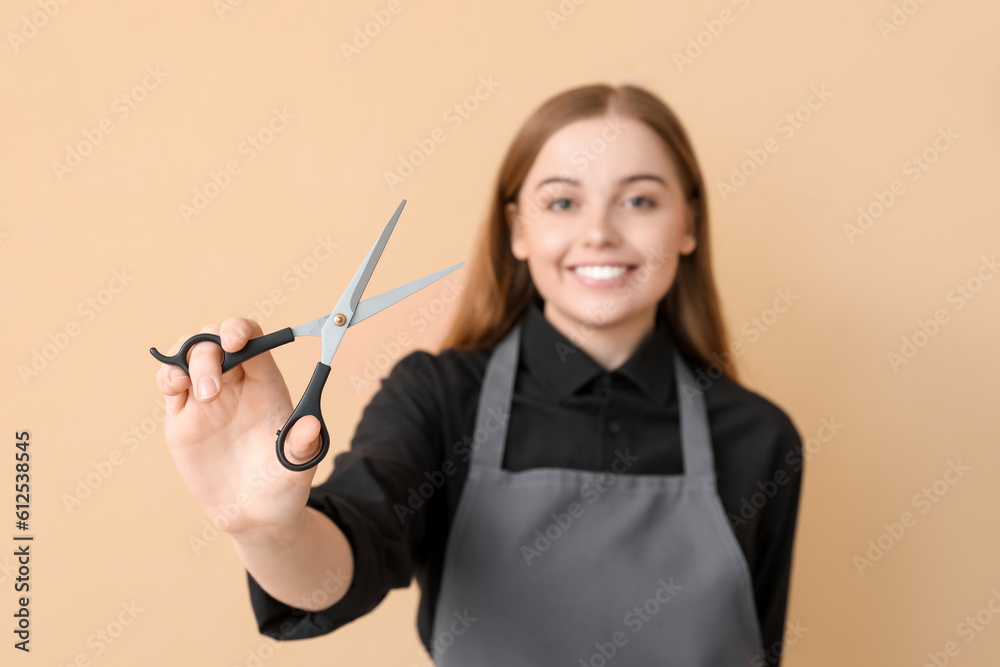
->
[3,0,999,664]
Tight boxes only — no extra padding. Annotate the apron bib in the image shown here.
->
[429,318,764,665]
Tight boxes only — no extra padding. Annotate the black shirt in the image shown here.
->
[246,301,804,662]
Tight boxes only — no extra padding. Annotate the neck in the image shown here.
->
[542,302,657,372]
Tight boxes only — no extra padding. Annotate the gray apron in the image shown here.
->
[429,318,765,665]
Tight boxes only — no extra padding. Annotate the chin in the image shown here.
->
[546,298,626,328]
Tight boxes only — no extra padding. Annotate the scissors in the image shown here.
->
[150,199,464,472]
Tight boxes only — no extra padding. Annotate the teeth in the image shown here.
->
[573,265,629,280]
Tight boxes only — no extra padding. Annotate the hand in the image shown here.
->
[155,317,325,538]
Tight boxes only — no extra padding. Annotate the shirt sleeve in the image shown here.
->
[245,349,443,641]
[751,413,805,666]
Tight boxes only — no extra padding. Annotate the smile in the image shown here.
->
[571,265,633,279]
[569,264,636,288]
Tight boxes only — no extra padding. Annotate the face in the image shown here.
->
[507,114,697,341]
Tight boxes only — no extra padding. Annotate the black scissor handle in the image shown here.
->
[276,361,332,472]
[149,328,295,375]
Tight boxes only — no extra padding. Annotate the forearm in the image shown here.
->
[230,506,354,612]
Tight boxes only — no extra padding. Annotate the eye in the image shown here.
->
[548,197,574,211]
[624,195,655,208]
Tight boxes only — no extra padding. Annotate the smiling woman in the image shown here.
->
[401,85,800,666]
[505,114,696,371]
[158,82,804,667]
[442,84,727,380]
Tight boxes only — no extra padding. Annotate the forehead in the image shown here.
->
[524,114,680,186]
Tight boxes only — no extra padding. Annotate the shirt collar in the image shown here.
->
[519,301,676,407]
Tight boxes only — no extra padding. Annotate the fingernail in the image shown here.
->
[197,377,218,400]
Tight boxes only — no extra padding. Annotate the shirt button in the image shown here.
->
[608,421,621,433]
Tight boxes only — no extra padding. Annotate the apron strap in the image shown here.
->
[673,348,715,477]
[472,320,520,469]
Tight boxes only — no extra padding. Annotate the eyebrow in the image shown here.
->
[534,173,667,191]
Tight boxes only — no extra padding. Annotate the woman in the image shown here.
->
[156,83,804,665]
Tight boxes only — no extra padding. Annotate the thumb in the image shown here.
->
[282,416,323,468]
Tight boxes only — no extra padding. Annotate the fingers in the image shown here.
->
[282,416,323,468]
[155,333,197,416]
[187,324,225,402]
[156,334,191,397]
[219,317,263,354]
[219,317,283,383]
[154,317,279,409]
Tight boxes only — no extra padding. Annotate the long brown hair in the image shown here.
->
[439,83,738,382]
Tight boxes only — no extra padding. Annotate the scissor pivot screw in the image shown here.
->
[333,313,347,326]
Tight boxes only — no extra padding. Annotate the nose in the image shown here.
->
[579,204,621,247]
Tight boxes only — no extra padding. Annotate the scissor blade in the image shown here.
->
[291,261,465,339]
[350,262,466,327]
[290,314,329,338]
[347,199,406,314]
[316,199,407,365]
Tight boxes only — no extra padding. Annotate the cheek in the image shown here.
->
[628,226,682,290]
[526,226,571,263]
[638,215,688,254]
[627,255,678,300]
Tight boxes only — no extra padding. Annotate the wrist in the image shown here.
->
[227,506,310,549]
